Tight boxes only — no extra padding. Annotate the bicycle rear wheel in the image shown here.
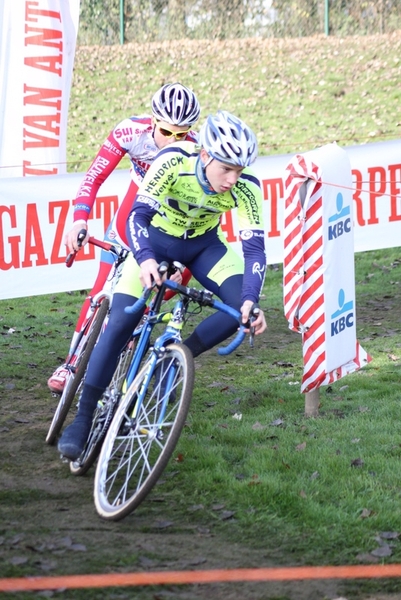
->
[69,337,136,476]
[94,344,194,521]
[45,298,110,445]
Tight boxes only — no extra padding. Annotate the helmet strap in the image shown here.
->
[195,156,216,195]
[151,117,158,145]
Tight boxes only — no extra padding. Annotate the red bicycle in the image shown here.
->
[45,235,128,445]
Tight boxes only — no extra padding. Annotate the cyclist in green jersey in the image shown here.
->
[58,110,267,461]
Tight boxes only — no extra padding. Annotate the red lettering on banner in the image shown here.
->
[22,204,48,267]
[367,166,386,225]
[220,211,237,243]
[26,1,61,22]
[351,169,366,226]
[0,206,21,270]
[75,243,96,263]
[23,86,61,150]
[388,164,401,222]
[95,196,120,233]
[24,113,60,135]
[25,25,63,51]
[23,160,57,176]
[24,55,62,76]
[262,178,282,238]
[23,129,59,149]
[24,114,60,136]
[49,200,70,263]
[24,85,61,111]
[23,2,65,174]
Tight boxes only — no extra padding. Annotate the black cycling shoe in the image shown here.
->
[57,418,92,461]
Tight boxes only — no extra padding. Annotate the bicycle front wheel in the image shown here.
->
[94,344,194,521]
[45,298,110,445]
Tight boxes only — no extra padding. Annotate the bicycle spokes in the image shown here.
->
[95,345,194,519]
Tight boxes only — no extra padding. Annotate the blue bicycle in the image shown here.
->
[69,262,185,477]
[93,270,255,521]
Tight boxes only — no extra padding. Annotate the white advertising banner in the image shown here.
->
[312,144,356,372]
[0,139,400,300]
[0,0,80,178]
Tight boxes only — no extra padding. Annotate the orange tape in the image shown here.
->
[2,565,401,592]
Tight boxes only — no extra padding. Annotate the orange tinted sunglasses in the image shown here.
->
[155,121,190,140]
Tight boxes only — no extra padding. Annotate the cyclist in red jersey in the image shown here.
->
[47,83,200,394]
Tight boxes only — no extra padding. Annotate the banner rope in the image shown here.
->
[0,134,399,172]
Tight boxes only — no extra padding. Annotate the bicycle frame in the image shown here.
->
[119,278,248,428]
[125,294,189,426]
[65,235,129,368]
[64,288,113,373]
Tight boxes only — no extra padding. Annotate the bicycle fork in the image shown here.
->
[66,290,112,371]
[131,300,187,439]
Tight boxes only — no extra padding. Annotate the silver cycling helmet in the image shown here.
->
[152,83,200,127]
[199,110,258,167]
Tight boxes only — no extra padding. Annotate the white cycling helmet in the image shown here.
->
[152,83,200,127]
[199,110,258,167]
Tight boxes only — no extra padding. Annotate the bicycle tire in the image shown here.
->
[69,337,136,476]
[94,343,194,521]
[45,298,110,445]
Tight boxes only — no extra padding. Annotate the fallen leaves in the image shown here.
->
[152,520,174,529]
[209,503,236,520]
[187,504,204,512]
[5,535,88,570]
[356,531,400,563]
[359,508,373,519]
[69,32,401,170]
[350,457,364,467]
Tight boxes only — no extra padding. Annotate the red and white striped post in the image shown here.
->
[283,143,371,416]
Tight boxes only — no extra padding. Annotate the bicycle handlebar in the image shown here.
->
[124,287,152,313]
[124,278,254,356]
[66,229,121,268]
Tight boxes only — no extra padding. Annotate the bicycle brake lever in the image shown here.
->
[65,228,87,267]
[247,303,260,349]
[172,260,185,274]
[158,261,169,277]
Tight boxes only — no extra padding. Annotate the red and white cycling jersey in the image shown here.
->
[72,115,197,246]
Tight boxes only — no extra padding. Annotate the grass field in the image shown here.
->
[0,31,401,600]
[67,32,401,172]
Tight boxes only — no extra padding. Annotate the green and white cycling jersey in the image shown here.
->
[127,140,265,264]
